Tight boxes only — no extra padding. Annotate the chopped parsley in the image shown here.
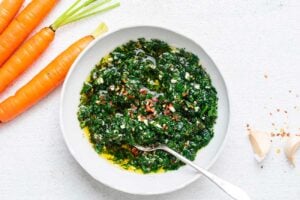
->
[78,38,218,173]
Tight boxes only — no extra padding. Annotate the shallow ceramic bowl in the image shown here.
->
[60,26,230,195]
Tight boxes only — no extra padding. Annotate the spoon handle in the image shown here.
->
[162,146,251,200]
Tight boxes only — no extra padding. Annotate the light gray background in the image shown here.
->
[0,0,299,199]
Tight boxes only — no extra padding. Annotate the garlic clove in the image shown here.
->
[285,136,300,167]
[248,130,271,162]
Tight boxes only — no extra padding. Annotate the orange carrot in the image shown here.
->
[0,0,57,66]
[0,0,24,34]
[0,36,93,123]
[0,27,55,93]
[0,0,119,93]
[0,23,108,123]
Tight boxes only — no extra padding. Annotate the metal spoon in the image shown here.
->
[134,144,251,200]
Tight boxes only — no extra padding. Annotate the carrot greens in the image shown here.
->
[51,0,119,30]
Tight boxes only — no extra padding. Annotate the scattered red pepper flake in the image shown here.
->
[164,108,171,115]
[271,133,275,137]
[145,99,155,113]
[152,97,158,102]
[122,90,128,96]
[139,88,148,95]
[131,147,139,156]
[131,104,138,110]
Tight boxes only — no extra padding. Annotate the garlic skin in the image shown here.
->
[285,136,300,167]
[248,130,271,162]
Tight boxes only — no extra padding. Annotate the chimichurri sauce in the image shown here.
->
[77,38,218,173]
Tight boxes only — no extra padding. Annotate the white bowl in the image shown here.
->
[60,26,230,195]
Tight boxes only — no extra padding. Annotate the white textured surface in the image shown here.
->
[0,0,300,199]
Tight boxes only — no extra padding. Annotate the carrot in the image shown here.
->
[0,0,57,66]
[0,27,55,93]
[0,0,119,93]
[0,23,108,123]
[0,0,24,34]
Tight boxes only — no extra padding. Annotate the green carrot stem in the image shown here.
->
[63,0,97,20]
[72,0,111,20]
[61,2,120,26]
[52,0,97,30]
[52,0,82,30]
[91,22,108,38]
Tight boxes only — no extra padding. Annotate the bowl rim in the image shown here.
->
[59,25,231,195]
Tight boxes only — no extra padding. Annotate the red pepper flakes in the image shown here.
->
[139,88,148,95]
[131,104,138,111]
[163,103,175,115]
[145,99,155,113]
[131,147,139,156]
[271,133,276,137]
[127,95,135,99]
[151,97,158,102]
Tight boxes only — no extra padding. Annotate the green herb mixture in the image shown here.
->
[77,38,218,173]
